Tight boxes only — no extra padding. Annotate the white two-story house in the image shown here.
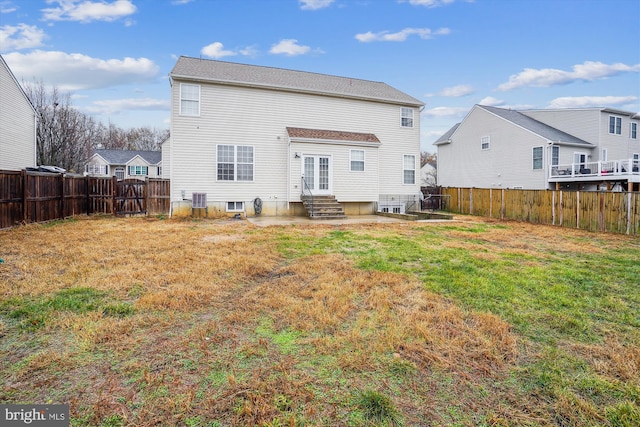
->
[435,105,640,191]
[0,54,36,171]
[166,57,424,217]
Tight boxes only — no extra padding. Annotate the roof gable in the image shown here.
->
[170,56,424,107]
[479,105,592,146]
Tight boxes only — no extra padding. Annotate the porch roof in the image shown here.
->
[286,127,381,144]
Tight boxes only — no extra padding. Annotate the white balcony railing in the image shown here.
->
[549,159,640,180]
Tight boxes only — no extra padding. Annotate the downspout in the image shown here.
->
[287,135,291,211]
[168,76,174,218]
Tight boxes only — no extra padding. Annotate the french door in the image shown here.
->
[302,155,331,195]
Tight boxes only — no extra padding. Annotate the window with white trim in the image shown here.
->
[481,136,490,150]
[601,148,608,161]
[532,146,543,170]
[631,123,637,139]
[226,201,244,212]
[217,145,254,181]
[403,154,416,185]
[609,115,622,135]
[115,167,125,180]
[86,164,107,175]
[180,83,200,116]
[401,107,414,128]
[552,146,559,166]
[350,150,365,172]
[128,165,148,176]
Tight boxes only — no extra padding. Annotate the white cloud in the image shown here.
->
[401,0,456,7]
[0,24,46,50]
[547,96,638,109]
[171,0,194,4]
[1,1,18,14]
[42,0,137,23]
[84,97,170,115]
[299,0,334,10]
[269,39,311,56]
[201,42,237,59]
[498,61,640,91]
[422,106,469,118]
[355,27,450,42]
[3,50,159,91]
[478,96,504,106]
[438,84,474,97]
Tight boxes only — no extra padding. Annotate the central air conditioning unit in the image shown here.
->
[192,192,207,216]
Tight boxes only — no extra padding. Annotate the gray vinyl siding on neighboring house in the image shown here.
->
[437,106,550,189]
[0,56,36,171]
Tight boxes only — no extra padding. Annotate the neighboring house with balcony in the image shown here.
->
[85,149,162,180]
[435,105,640,191]
[0,54,36,171]
[166,56,424,218]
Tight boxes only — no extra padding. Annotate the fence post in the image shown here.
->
[627,192,632,235]
[111,175,118,216]
[469,188,473,214]
[21,169,27,224]
[501,188,505,220]
[576,191,580,229]
[86,176,91,215]
[59,173,65,220]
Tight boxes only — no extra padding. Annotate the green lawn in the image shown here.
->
[1,216,638,426]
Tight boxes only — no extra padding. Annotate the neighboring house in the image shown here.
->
[0,54,36,171]
[85,149,162,180]
[420,162,437,186]
[167,56,424,217]
[435,105,640,191]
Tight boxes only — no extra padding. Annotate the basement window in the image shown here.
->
[226,201,244,212]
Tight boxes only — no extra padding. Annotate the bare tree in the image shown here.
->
[23,81,169,173]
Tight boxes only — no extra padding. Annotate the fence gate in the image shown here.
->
[115,179,146,216]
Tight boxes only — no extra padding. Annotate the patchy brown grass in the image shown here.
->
[1,215,638,426]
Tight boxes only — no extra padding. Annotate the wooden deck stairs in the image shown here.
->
[301,195,347,220]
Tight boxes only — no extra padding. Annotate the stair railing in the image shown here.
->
[301,176,314,217]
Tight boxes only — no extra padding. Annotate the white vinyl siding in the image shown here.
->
[350,149,365,172]
[170,78,420,205]
[180,84,200,116]
[403,154,416,185]
[401,107,414,128]
[532,146,543,170]
[0,58,36,170]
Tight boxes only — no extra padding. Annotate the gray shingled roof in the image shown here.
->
[170,56,424,107]
[94,149,161,165]
[287,127,380,143]
[433,123,460,145]
[480,105,592,146]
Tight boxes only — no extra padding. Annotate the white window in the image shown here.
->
[401,107,414,128]
[226,201,244,212]
[601,148,608,161]
[552,146,559,166]
[609,115,622,135]
[532,147,543,170]
[128,165,148,176]
[481,136,490,150]
[180,83,200,116]
[403,154,416,185]
[86,164,107,175]
[350,150,365,172]
[217,145,254,181]
[631,123,637,139]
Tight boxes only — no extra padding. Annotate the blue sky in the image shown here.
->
[1,0,639,151]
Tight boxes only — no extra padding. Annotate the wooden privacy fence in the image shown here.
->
[441,187,640,235]
[0,170,170,229]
